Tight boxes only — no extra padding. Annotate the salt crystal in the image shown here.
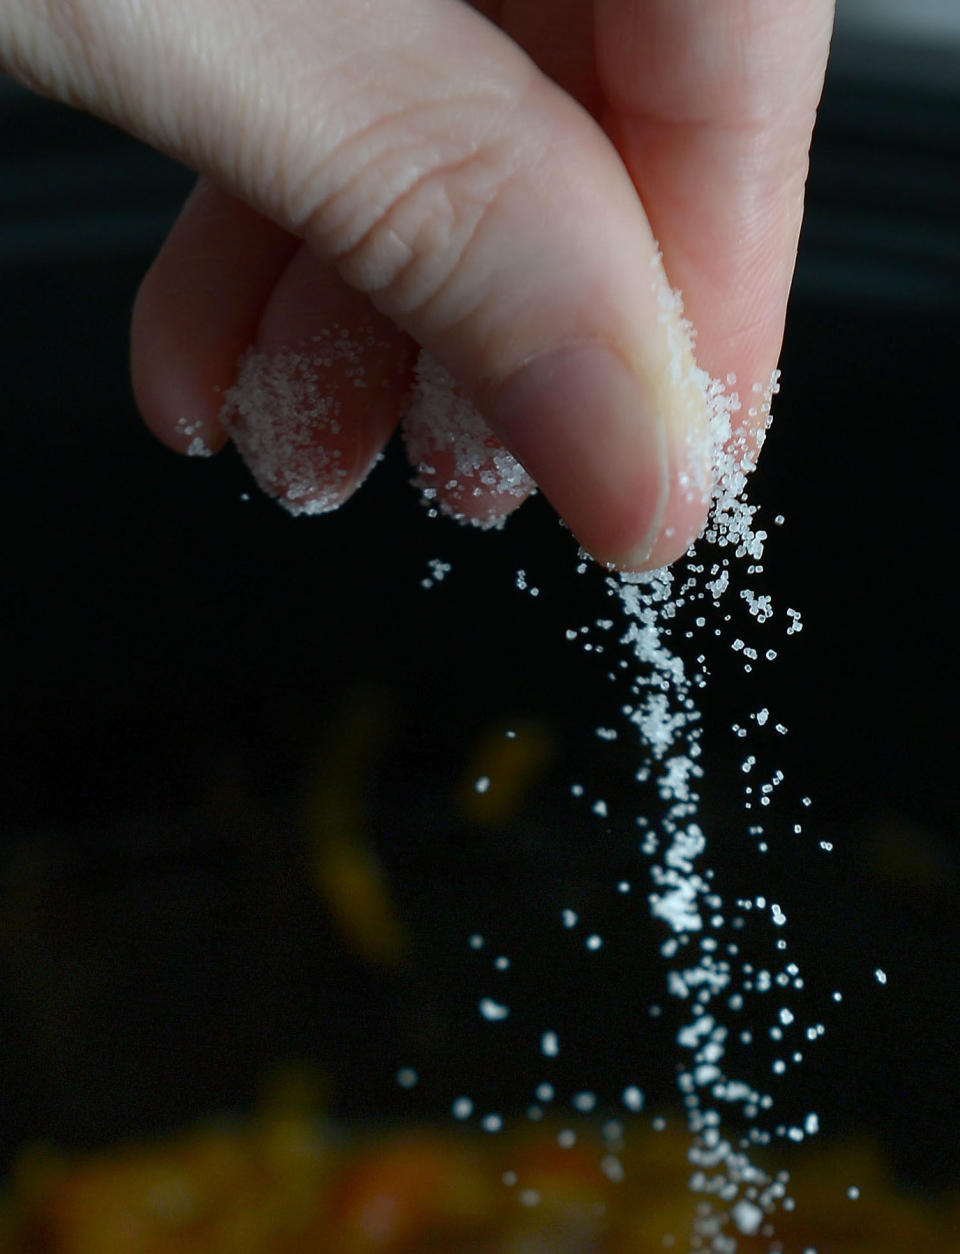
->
[479,998,509,1021]
[221,339,381,515]
[176,416,214,458]
[601,1155,625,1182]
[541,1031,559,1057]
[186,436,213,458]
[403,351,533,526]
[731,1199,763,1235]
[622,1086,645,1112]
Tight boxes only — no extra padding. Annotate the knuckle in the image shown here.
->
[305,103,522,324]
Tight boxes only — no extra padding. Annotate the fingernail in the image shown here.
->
[491,343,670,568]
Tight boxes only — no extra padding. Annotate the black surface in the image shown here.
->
[1,63,958,1196]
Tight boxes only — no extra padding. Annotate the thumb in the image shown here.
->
[2,0,713,568]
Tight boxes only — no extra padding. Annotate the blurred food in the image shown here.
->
[1,1109,954,1253]
[306,686,408,968]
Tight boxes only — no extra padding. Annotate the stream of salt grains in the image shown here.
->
[406,292,847,1252]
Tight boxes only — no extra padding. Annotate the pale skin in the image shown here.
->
[1,0,835,569]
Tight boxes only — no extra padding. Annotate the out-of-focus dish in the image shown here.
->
[1,1106,952,1254]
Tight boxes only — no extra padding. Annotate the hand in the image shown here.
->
[1,0,834,568]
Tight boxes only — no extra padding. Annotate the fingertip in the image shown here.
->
[130,181,299,459]
[401,351,535,529]
[130,269,231,458]
[602,479,711,573]
[220,337,406,516]
[486,339,715,570]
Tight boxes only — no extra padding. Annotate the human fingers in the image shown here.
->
[135,181,531,523]
[131,180,298,457]
[3,0,716,568]
[596,0,835,453]
[133,182,417,514]
[218,244,416,516]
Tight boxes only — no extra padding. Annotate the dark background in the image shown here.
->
[1,7,958,1200]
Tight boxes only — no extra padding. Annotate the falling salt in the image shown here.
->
[451,1097,473,1120]
[847,1186,860,1201]
[481,1113,503,1133]
[541,1031,559,1058]
[421,557,452,589]
[562,909,579,929]
[622,1086,645,1112]
[410,265,818,1249]
[601,1155,625,1182]
[731,1199,763,1235]
[474,775,491,794]
[875,968,888,985]
[479,997,509,1022]
[396,1067,418,1089]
